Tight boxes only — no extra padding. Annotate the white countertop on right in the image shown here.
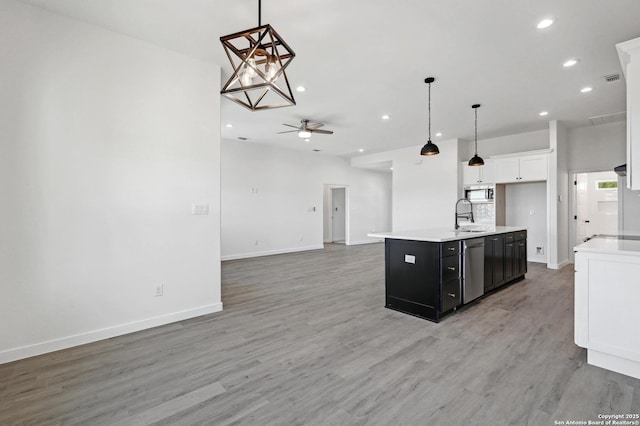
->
[574,238,640,256]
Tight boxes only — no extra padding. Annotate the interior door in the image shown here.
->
[331,188,346,243]
[575,171,619,242]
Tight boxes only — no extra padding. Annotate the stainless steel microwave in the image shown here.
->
[464,185,494,203]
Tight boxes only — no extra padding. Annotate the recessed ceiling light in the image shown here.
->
[381,114,390,120]
[435,132,443,137]
[580,87,593,93]
[539,111,549,116]
[563,59,579,68]
[296,86,306,92]
[304,138,311,142]
[359,148,364,152]
[225,123,233,128]
[537,18,554,29]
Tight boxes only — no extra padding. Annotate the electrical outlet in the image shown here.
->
[155,284,164,297]
[536,247,544,255]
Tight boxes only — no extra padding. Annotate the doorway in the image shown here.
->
[330,187,346,243]
[571,170,619,251]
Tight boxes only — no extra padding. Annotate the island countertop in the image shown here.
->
[574,237,640,257]
[368,226,527,243]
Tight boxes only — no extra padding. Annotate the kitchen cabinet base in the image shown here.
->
[385,297,442,323]
[587,350,640,381]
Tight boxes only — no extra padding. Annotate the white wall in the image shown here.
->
[567,121,626,173]
[221,140,392,259]
[461,129,549,160]
[353,140,460,232]
[0,1,221,363]
[506,182,547,263]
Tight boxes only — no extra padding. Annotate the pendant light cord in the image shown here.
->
[474,107,478,155]
[258,0,262,26]
[428,82,431,141]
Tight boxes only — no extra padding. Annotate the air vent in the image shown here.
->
[602,73,622,84]
[588,111,626,126]
[237,136,249,141]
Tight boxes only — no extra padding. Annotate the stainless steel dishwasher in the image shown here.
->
[463,238,485,303]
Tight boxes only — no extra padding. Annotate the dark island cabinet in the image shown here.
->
[385,239,461,322]
[484,234,505,292]
[485,230,527,293]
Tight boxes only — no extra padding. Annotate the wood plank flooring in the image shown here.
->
[1,243,639,425]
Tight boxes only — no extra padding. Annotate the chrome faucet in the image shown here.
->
[455,198,474,230]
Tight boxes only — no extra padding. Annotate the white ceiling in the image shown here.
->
[20,0,640,157]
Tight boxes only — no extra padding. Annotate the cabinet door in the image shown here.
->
[515,241,527,275]
[495,158,520,183]
[491,235,505,286]
[484,238,494,292]
[519,154,548,182]
[462,162,481,185]
[504,241,515,282]
[479,159,496,184]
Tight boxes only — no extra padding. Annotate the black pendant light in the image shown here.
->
[468,104,485,166]
[420,77,439,156]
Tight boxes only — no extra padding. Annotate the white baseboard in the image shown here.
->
[548,259,571,270]
[347,239,383,245]
[0,303,223,365]
[221,244,324,261]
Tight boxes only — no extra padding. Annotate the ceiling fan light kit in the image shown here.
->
[220,0,296,111]
[468,104,485,167]
[278,119,334,139]
[420,77,440,156]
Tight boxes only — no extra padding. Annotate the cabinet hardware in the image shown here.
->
[447,247,456,251]
[447,266,456,271]
[518,243,525,246]
[492,238,499,241]
[448,293,456,298]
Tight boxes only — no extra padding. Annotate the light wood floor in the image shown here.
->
[2,243,639,425]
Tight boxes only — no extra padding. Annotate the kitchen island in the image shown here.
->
[368,226,527,322]
[574,236,640,380]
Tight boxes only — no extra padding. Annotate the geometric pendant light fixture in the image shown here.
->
[420,77,440,156]
[220,0,296,111]
[468,104,485,166]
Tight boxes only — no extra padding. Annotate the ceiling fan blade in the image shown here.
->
[277,130,299,134]
[311,129,334,135]
[307,122,324,129]
[282,123,299,129]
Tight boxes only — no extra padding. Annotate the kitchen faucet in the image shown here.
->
[455,198,474,230]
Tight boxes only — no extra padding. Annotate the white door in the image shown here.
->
[331,188,346,243]
[575,171,619,243]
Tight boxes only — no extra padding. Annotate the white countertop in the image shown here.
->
[574,238,640,256]
[368,226,527,243]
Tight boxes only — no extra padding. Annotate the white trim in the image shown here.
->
[347,239,383,246]
[527,257,547,264]
[0,303,223,365]
[221,244,324,261]
[488,148,553,160]
[547,259,571,270]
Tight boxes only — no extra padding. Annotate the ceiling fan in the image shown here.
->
[278,119,334,139]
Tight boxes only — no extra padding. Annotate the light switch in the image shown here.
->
[192,204,210,215]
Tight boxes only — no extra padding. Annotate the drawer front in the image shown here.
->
[441,241,460,257]
[441,279,461,312]
[505,233,515,243]
[514,230,527,241]
[441,255,461,282]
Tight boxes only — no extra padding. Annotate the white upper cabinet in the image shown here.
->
[462,159,496,185]
[495,153,548,183]
[617,37,640,190]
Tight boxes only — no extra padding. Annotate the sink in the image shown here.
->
[454,225,491,233]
